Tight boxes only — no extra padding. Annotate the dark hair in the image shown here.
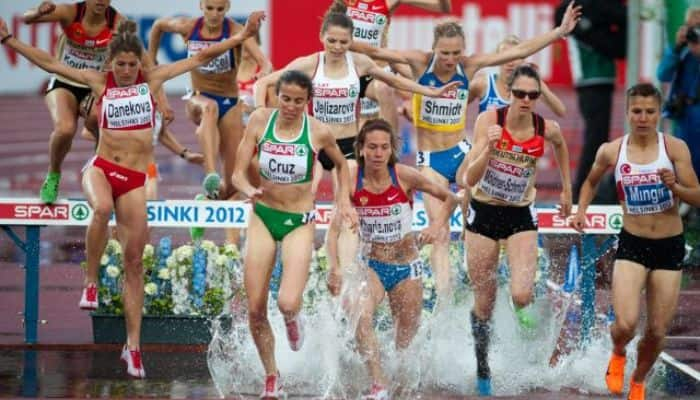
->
[275,70,313,100]
[321,1,353,34]
[355,119,399,168]
[433,21,464,48]
[109,20,143,59]
[626,83,662,109]
[507,63,541,89]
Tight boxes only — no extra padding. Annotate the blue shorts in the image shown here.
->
[198,91,239,120]
[367,258,424,292]
[416,139,471,184]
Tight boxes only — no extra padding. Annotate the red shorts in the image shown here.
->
[86,156,147,199]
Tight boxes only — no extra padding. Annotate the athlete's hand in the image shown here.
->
[569,210,586,233]
[244,187,264,201]
[157,103,175,125]
[487,124,503,149]
[428,80,462,98]
[418,225,441,246]
[558,188,572,217]
[38,1,56,17]
[184,150,204,165]
[327,267,343,297]
[242,11,266,40]
[658,168,678,191]
[339,200,359,232]
[556,1,582,38]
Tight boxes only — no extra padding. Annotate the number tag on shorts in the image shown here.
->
[409,259,424,279]
[416,151,429,167]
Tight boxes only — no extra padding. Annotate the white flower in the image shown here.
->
[144,282,158,296]
[215,254,228,267]
[223,243,240,259]
[109,239,123,255]
[106,265,121,278]
[157,268,170,280]
[178,264,189,277]
[201,240,217,252]
[100,255,110,265]
[166,255,176,269]
[143,244,154,258]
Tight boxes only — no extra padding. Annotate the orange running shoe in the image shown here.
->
[605,352,626,395]
[627,379,645,400]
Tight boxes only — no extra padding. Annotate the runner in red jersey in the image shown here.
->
[326,119,457,399]
[0,12,264,379]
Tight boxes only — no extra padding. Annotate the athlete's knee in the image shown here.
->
[613,317,638,338]
[123,245,145,271]
[91,203,114,223]
[277,295,301,318]
[511,287,533,309]
[201,102,219,120]
[52,120,78,139]
[643,322,668,344]
[248,303,268,324]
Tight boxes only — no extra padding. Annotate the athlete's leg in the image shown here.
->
[81,167,114,287]
[367,79,399,131]
[355,267,388,386]
[186,95,221,187]
[278,222,315,321]
[420,167,452,306]
[42,89,80,202]
[632,268,682,382]
[244,213,278,375]
[610,260,648,355]
[506,230,538,308]
[217,103,244,199]
[388,276,422,349]
[466,231,499,320]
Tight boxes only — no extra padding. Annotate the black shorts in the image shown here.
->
[317,136,356,171]
[45,77,92,105]
[615,228,685,271]
[465,199,538,240]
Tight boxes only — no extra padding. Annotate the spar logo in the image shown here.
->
[295,145,308,157]
[0,203,69,220]
[608,213,623,230]
[71,204,90,221]
[541,212,607,230]
[348,9,386,25]
[314,87,350,98]
[106,86,139,99]
[261,142,298,156]
[390,204,401,216]
[489,159,524,176]
[621,173,660,186]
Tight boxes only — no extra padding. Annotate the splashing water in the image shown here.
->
[206,243,656,398]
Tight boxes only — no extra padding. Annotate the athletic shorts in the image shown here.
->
[254,202,315,242]
[184,90,238,120]
[317,136,356,171]
[46,77,92,105]
[84,156,146,200]
[466,198,538,240]
[368,258,424,292]
[615,228,685,271]
[416,139,472,184]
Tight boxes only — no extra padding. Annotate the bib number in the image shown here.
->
[409,259,424,279]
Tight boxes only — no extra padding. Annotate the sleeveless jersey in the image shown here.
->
[55,1,117,88]
[478,72,510,113]
[412,55,470,132]
[472,107,546,206]
[186,17,236,75]
[257,110,316,184]
[614,132,675,215]
[98,71,156,131]
[311,52,361,125]
[345,0,390,48]
[352,166,413,243]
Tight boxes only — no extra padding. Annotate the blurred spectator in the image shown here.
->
[556,0,627,203]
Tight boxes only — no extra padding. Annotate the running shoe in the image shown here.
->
[40,171,60,204]
[259,372,284,399]
[605,352,626,395]
[476,377,492,396]
[514,306,537,332]
[79,283,98,310]
[120,345,146,378]
[361,383,389,400]
[284,315,304,351]
[190,194,206,242]
[202,172,221,200]
[627,379,645,400]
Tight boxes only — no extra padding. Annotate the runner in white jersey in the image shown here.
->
[571,83,700,400]
[326,119,457,399]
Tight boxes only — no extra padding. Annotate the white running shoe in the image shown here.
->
[79,283,98,310]
[120,345,146,378]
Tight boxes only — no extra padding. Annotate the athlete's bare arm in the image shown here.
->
[389,0,452,13]
[252,54,317,107]
[465,110,498,187]
[350,41,429,78]
[233,22,273,75]
[232,108,268,199]
[571,141,618,231]
[660,135,700,207]
[540,80,566,116]
[23,1,73,25]
[544,119,572,216]
[467,73,487,104]
[148,16,195,63]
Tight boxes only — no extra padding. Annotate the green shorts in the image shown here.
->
[254,202,315,242]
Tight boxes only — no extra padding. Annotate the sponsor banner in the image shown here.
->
[0,0,268,94]
[0,198,623,234]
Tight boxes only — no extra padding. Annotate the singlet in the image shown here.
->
[478,72,510,113]
[311,52,361,125]
[412,55,470,132]
[345,0,391,48]
[352,166,413,243]
[614,132,675,215]
[472,106,546,206]
[257,110,316,184]
[238,65,261,98]
[98,71,156,131]
[186,17,236,75]
[55,1,117,88]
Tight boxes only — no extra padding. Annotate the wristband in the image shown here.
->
[179,148,189,159]
[1,34,13,45]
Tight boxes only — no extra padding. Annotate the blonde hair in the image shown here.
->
[432,20,464,48]
[497,34,521,52]
[686,7,700,22]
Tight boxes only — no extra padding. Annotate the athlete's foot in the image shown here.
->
[476,377,492,396]
[605,352,626,395]
[120,345,146,378]
[190,194,206,242]
[284,314,304,351]
[79,283,98,310]
[627,379,645,400]
[40,171,61,204]
[259,372,284,399]
[514,307,537,332]
[361,383,389,400]
[202,173,221,200]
